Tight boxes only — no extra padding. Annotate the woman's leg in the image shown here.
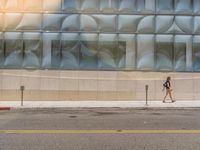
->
[169,90,175,102]
[163,90,169,102]
[169,90,172,100]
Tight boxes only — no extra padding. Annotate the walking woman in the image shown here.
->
[163,76,175,103]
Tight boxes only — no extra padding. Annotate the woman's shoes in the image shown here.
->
[163,100,176,103]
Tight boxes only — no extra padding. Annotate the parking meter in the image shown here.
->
[20,86,25,106]
[145,85,149,106]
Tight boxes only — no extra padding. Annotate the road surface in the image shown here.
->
[0,108,200,150]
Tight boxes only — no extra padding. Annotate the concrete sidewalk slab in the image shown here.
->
[0,101,200,109]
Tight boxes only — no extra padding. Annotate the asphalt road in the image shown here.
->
[0,108,200,150]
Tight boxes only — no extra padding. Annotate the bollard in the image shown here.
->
[20,86,25,106]
[145,85,149,106]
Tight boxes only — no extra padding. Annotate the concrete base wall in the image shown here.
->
[0,70,199,101]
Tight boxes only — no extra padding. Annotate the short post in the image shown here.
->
[145,85,149,106]
[20,86,25,106]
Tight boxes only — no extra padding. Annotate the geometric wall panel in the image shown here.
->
[0,13,3,31]
[98,34,118,69]
[175,16,193,33]
[23,0,43,11]
[118,15,154,33]
[193,36,200,71]
[61,33,79,69]
[80,0,98,12]
[119,34,136,70]
[63,0,80,12]
[23,33,42,69]
[175,35,192,71]
[138,0,155,13]
[156,16,174,33]
[3,0,22,11]
[157,0,174,14]
[16,14,42,30]
[100,0,118,13]
[4,32,23,68]
[194,0,200,14]
[175,0,193,14]
[118,15,143,33]
[156,16,193,34]
[4,13,23,30]
[174,42,186,71]
[80,34,98,69]
[42,33,60,69]
[61,15,79,31]
[43,14,62,31]
[194,17,200,34]
[80,15,98,31]
[137,35,154,70]
[137,16,154,33]
[0,33,3,67]
[93,15,116,32]
[156,35,173,71]
[43,0,62,12]
[119,0,137,13]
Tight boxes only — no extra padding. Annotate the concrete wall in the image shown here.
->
[0,69,199,101]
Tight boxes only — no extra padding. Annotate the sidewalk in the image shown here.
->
[1,101,200,109]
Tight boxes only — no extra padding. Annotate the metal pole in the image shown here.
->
[145,85,149,106]
[20,86,25,106]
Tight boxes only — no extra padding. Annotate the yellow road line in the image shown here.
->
[1,130,200,134]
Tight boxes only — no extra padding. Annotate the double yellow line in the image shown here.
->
[1,130,200,134]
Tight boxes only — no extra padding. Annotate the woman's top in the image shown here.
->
[165,80,170,89]
[163,80,171,89]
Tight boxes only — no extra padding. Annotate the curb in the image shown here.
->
[9,107,200,111]
[0,107,11,111]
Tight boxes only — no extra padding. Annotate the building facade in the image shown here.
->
[0,0,200,102]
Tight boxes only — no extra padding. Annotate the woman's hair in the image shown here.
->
[167,76,171,81]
